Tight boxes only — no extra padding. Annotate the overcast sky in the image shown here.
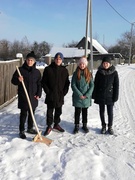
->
[0,0,135,47]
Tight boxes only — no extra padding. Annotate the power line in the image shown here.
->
[105,0,131,24]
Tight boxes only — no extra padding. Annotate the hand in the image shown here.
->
[80,96,86,99]
[34,96,39,100]
[18,76,23,82]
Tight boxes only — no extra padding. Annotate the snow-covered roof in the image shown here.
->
[50,38,107,58]
[87,38,108,54]
[50,47,90,58]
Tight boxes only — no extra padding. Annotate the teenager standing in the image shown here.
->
[42,52,70,136]
[71,56,94,134]
[92,56,119,135]
[11,51,42,139]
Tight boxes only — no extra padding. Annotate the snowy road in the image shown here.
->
[0,64,135,180]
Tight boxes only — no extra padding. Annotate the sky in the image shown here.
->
[1,63,135,179]
[0,0,135,47]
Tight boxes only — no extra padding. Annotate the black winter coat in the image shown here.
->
[41,62,70,108]
[11,61,42,110]
[92,65,119,105]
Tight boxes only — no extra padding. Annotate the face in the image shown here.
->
[102,62,110,69]
[26,58,35,67]
[79,62,86,70]
[55,55,62,66]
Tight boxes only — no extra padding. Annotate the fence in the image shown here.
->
[0,59,78,109]
[0,59,22,109]
[0,59,119,109]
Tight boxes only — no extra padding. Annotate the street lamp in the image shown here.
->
[128,22,135,65]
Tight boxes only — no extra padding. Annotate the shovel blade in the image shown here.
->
[33,132,53,146]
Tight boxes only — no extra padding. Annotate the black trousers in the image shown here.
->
[99,104,113,127]
[19,109,35,132]
[46,105,62,126]
[74,107,88,124]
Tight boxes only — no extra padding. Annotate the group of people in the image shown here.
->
[11,51,119,139]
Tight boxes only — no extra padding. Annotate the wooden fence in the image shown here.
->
[0,59,119,109]
[0,59,22,109]
[0,60,78,109]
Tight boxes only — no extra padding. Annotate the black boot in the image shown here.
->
[108,126,114,135]
[82,123,89,133]
[19,131,26,139]
[101,125,106,134]
[73,124,79,134]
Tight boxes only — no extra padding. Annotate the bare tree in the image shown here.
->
[108,30,135,61]
[0,39,10,60]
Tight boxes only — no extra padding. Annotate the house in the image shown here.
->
[49,37,124,65]
[76,37,108,54]
[49,37,108,64]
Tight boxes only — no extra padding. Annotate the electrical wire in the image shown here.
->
[105,0,131,25]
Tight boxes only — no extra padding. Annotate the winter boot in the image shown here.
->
[101,125,106,134]
[108,126,114,135]
[82,123,89,133]
[27,128,37,134]
[19,131,26,139]
[44,126,52,136]
[73,124,79,134]
[53,124,65,133]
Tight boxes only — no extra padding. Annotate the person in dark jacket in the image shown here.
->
[92,56,119,135]
[71,56,94,134]
[42,52,70,136]
[11,51,42,139]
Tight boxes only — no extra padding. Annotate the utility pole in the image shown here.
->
[128,22,135,65]
[85,0,90,56]
[85,0,93,73]
[89,0,93,73]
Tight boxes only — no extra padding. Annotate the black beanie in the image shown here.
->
[102,56,112,64]
[26,51,36,60]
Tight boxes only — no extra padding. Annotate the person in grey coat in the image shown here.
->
[11,51,42,139]
[71,56,94,134]
[92,56,119,135]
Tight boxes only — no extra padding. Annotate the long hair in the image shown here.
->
[77,66,91,83]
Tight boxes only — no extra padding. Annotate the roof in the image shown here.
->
[87,37,108,54]
[49,37,108,58]
[50,47,90,58]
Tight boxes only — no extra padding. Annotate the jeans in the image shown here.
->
[74,107,88,124]
[46,105,62,126]
[99,104,113,127]
[19,109,35,132]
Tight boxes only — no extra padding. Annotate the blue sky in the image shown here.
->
[0,0,135,47]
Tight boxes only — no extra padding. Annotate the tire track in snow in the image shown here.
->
[115,65,135,136]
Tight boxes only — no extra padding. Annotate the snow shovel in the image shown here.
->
[16,66,53,146]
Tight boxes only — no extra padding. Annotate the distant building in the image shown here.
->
[49,36,124,65]
[76,37,108,54]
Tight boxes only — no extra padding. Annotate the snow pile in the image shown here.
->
[0,64,135,180]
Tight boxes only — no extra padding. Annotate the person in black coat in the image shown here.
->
[11,51,42,139]
[92,57,119,135]
[42,52,70,136]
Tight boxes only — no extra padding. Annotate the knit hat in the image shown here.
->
[102,56,112,64]
[26,51,36,60]
[54,52,64,61]
[78,57,88,66]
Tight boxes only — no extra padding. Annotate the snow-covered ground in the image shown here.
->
[1,64,135,180]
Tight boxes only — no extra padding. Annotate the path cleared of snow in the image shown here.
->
[1,64,135,180]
